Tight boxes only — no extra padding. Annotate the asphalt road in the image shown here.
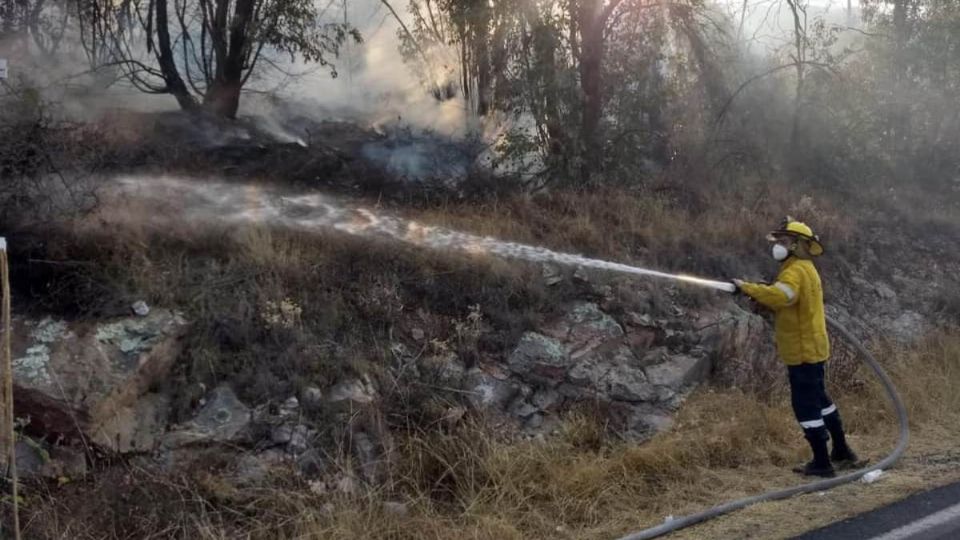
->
[793,480,960,540]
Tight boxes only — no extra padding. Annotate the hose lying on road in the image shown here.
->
[616,315,911,540]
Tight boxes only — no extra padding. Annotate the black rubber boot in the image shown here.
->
[793,428,835,478]
[830,444,867,470]
[824,410,865,469]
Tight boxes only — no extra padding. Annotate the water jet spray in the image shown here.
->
[112,176,737,294]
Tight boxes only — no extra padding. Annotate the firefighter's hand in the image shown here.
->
[731,279,745,294]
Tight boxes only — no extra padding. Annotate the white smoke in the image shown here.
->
[254,0,468,136]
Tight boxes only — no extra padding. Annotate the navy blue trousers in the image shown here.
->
[787,362,839,442]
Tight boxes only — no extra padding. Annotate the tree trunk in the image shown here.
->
[203,80,242,118]
[202,0,254,118]
[890,0,910,168]
[490,13,509,108]
[578,0,603,182]
[475,13,491,116]
[785,0,805,148]
[155,0,199,111]
[1,0,15,34]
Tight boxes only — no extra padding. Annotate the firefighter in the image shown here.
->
[733,218,861,478]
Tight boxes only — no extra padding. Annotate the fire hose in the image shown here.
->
[613,275,910,540]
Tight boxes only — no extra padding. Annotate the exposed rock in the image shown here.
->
[643,412,675,432]
[15,439,87,480]
[507,332,569,385]
[824,305,872,342]
[131,301,151,317]
[327,377,377,405]
[853,276,898,304]
[573,266,590,283]
[296,448,327,477]
[701,307,779,392]
[594,284,615,303]
[542,264,563,286]
[442,406,467,428]
[876,282,897,301]
[567,357,609,389]
[353,431,380,483]
[607,403,678,439]
[419,353,466,386]
[163,385,251,447]
[89,393,170,453]
[625,312,655,328]
[301,386,324,408]
[639,347,669,367]
[383,501,410,517]
[565,344,655,402]
[336,473,360,495]
[14,440,47,479]
[644,355,711,391]
[271,424,294,445]
[233,450,286,486]
[885,311,926,344]
[464,368,518,410]
[10,311,188,450]
[625,327,657,355]
[525,413,545,430]
[508,399,539,419]
[280,397,300,417]
[559,303,624,359]
[531,388,561,411]
[494,302,693,436]
[288,425,311,455]
[607,365,656,402]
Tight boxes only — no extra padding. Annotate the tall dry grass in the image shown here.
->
[406,181,856,284]
[20,332,960,540]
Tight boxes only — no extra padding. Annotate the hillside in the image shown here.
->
[0,108,958,539]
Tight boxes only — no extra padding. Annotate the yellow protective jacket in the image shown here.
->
[740,257,830,365]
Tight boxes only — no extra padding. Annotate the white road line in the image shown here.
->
[869,501,960,540]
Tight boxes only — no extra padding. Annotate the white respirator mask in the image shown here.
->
[772,244,790,261]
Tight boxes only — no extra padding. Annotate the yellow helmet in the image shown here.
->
[766,217,824,256]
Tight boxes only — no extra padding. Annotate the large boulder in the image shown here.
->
[10,310,189,452]
[698,306,779,393]
[495,301,716,438]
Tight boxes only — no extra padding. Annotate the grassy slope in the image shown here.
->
[9,177,960,539]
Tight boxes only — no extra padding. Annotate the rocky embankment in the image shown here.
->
[8,248,947,492]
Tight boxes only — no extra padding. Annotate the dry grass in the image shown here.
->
[6,178,959,539]
[8,212,580,422]
[310,332,960,540]
[18,332,960,540]
[401,182,857,284]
